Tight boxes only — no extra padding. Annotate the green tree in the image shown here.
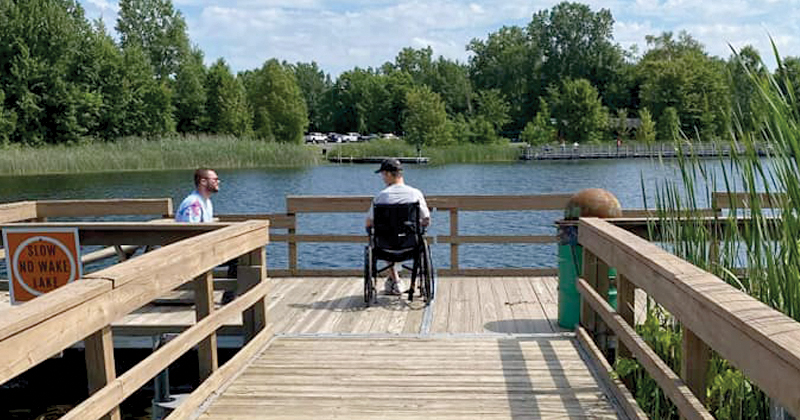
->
[205,59,251,137]
[474,89,510,135]
[119,44,175,136]
[728,45,766,133]
[658,106,681,141]
[173,47,207,133]
[636,107,656,143]
[638,32,731,140]
[0,0,103,144]
[548,78,608,143]
[615,108,629,140]
[468,25,539,131]
[520,97,554,145]
[403,85,451,147]
[529,2,625,110]
[116,0,190,80]
[244,59,308,142]
[291,61,332,132]
[0,89,17,144]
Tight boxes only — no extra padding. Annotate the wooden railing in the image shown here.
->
[576,217,800,419]
[267,194,578,277]
[0,199,175,290]
[0,220,270,420]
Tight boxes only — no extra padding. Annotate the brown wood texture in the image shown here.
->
[577,278,713,420]
[195,271,218,381]
[0,201,37,223]
[84,326,121,420]
[681,328,709,403]
[59,279,272,420]
[579,217,800,417]
[193,336,620,420]
[0,221,269,386]
[576,326,648,420]
[711,192,785,210]
[36,198,173,218]
[217,213,295,229]
[0,222,234,246]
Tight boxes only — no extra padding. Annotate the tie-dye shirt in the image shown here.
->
[175,191,213,222]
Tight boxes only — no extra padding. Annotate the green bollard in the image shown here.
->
[557,224,618,330]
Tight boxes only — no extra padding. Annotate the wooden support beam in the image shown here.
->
[616,273,635,360]
[681,328,710,404]
[194,271,218,381]
[450,209,458,271]
[84,326,121,420]
[239,247,267,343]
[580,250,599,334]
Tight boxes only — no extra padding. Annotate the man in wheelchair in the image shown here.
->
[365,158,431,297]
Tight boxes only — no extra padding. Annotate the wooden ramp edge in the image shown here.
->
[177,334,639,420]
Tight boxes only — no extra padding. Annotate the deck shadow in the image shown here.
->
[484,319,555,334]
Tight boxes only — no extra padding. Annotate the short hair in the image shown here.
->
[194,168,214,187]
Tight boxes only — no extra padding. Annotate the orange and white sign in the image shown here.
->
[2,228,82,305]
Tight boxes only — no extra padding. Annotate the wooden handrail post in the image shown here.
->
[596,258,611,354]
[84,326,121,420]
[450,209,458,272]
[580,249,599,335]
[616,274,635,359]
[681,328,710,407]
[288,212,297,275]
[194,270,218,381]
[239,247,268,342]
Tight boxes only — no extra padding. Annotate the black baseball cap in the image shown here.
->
[375,158,403,173]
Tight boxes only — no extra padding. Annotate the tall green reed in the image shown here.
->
[0,134,322,175]
[617,41,800,419]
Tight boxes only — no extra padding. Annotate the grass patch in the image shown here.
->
[0,135,322,175]
[329,139,523,164]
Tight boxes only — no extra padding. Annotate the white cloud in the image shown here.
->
[78,0,800,75]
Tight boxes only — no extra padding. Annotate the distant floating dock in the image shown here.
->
[327,156,429,164]
[520,142,771,160]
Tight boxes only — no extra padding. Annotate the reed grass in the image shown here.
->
[0,134,322,175]
[329,139,522,164]
[617,42,798,419]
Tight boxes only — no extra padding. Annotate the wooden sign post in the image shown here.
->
[2,227,82,304]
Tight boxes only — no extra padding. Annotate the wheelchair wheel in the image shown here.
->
[364,246,375,306]
[420,241,435,304]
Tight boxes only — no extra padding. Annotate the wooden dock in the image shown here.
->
[520,142,772,160]
[326,156,429,164]
[2,195,800,420]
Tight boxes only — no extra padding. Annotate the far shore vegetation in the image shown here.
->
[0,136,533,176]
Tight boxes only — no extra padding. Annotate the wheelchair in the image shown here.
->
[364,202,435,306]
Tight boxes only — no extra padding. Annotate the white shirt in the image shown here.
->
[367,183,431,221]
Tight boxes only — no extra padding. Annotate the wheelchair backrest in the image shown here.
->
[373,202,421,251]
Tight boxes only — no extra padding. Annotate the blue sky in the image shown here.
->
[80,0,800,76]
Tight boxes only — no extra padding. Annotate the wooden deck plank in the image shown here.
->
[0,276,567,338]
[196,337,622,420]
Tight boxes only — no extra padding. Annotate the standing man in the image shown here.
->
[366,158,431,295]
[175,168,219,223]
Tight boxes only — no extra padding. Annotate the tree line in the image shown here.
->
[1,0,798,147]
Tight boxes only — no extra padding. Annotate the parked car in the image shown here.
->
[360,134,379,142]
[327,132,343,143]
[381,133,399,140]
[304,132,327,143]
[343,132,360,142]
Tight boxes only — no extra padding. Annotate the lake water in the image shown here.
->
[0,159,728,271]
